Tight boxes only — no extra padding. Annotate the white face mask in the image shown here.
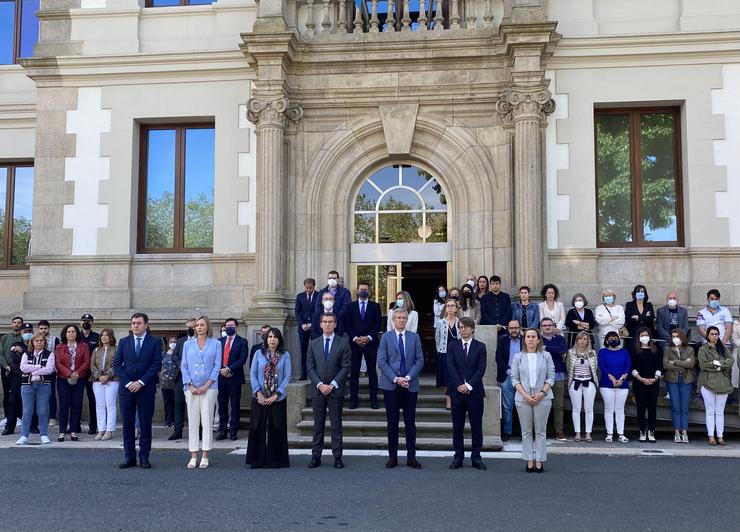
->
[323,300,334,310]
[396,299,405,309]
[221,331,227,338]
[574,300,584,309]
[671,337,681,347]
[667,298,678,308]
[327,278,338,288]
[169,342,177,350]
[466,280,475,288]
[635,292,645,301]
[438,290,447,298]
[639,336,650,345]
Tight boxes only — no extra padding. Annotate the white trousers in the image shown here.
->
[600,387,628,436]
[92,381,119,432]
[569,381,597,433]
[700,386,728,438]
[185,388,218,452]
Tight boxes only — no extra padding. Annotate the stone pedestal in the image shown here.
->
[474,325,502,443]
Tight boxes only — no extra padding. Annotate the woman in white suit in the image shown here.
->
[511,328,555,473]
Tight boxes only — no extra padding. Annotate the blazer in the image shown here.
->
[345,299,382,345]
[313,285,352,323]
[113,333,163,395]
[510,351,555,405]
[54,342,91,380]
[306,334,351,398]
[538,300,566,331]
[624,300,655,337]
[446,338,487,399]
[495,333,521,383]
[511,302,540,329]
[378,329,424,392]
[479,291,512,327]
[459,301,481,325]
[219,334,249,383]
[565,307,597,346]
[295,290,318,328]
[90,346,117,382]
[655,305,690,342]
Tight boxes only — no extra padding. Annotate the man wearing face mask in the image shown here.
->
[313,270,351,336]
[168,318,196,441]
[346,281,382,409]
[312,292,347,339]
[216,318,249,441]
[696,289,733,346]
[495,320,522,442]
[0,316,24,430]
[541,318,568,441]
[464,274,477,290]
[656,292,690,343]
[2,323,33,436]
[79,314,100,435]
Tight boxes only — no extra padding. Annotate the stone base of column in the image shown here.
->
[244,297,301,379]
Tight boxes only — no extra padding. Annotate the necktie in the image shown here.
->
[398,333,406,375]
[360,301,366,320]
[135,337,142,357]
[464,342,469,360]
[223,337,232,367]
[324,337,331,362]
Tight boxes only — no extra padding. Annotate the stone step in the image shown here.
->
[310,394,447,409]
[302,406,452,422]
[295,419,469,438]
[287,433,503,452]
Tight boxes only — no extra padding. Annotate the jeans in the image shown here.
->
[666,375,693,430]
[21,383,52,437]
[500,377,516,437]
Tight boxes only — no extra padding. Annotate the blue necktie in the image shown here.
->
[398,333,406,375]
[360,301,366,320]
[324,337,330,362]
[135,337,142,357]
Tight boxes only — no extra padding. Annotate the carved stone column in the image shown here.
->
[247,97,303,308]
[497,88,554,289]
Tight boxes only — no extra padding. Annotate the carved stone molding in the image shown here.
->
[246,97,303,128]
[496,88,555,124]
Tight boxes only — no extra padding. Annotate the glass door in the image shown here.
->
[350,263,402,316]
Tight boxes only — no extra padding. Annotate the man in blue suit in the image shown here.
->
[312,270,351,339]
[215,318,249,441]
[346,280,382,409]
[378,308,424,469]
[113,313,163,469]
[295,278,317,380]
[447,317,487,470]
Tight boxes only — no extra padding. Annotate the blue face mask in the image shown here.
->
[603,296,615,305]
[635,292,645,301]
[396,299,405,309]
[709,300,720,309]
[22,333,33,342]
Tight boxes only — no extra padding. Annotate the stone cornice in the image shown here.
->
[548,247,740,260]
[27,253,256,266]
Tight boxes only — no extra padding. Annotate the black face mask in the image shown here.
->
[608,339,621,348]
[186,328,195,337]
[463,292,472,299]
[82,322,92,331]
[450,295,459,301]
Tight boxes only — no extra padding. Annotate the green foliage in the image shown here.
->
[144,191,175,248]
[11,216,30,265]
[184,192,214,248]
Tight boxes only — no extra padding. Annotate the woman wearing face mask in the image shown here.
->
[433,285,448,329]
[448,287,461,302]
[565,331,599,442]
[474,276,489,300]
[459,285,481,325]
[159,336,178,429]
[625,285,655,353]
[90,328,118,441]
[594,289,625,348]
[54,325,90,442]
[663,329,696,444]
[386,291,418,333]
[631,327,662,443]
[698,326,734,446]
[598,331,631,443]
[435,298,461,410]
[565,293,597,348]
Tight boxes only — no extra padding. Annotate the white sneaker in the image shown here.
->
[639,431,646,442]
[40,435,51,445]
[604,434,613,443]
[16,436,28,445]
[681,433,689,444]
[674,433,682,443]
[0,418,6,427]
[648,431,656,443]
[618,435,630,443]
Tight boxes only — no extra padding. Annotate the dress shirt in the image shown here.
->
[461,340,473,391]
[393,329,411,383]
[352,299,373,342]
[318,334,340,389]
[125,333,148,388]
[527,352,539,390]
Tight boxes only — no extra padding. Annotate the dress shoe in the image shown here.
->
[229,433,238,441]
[501,434,510,442]
[472,460,487,471]
[168,433,182,441]
[348,401,358,410]
[406,458,423,469]
[535,464,544,473]
[449,459,463,469]
[119,460,137,469]
[370,400,379,410]
[525,464,535,473]
[1,429,14,436]
[385,458,398,469]
[308,456,321,468]
[334,458,344,469]
[70,434,79,442]
[140,459,152,469]
[214,432,227,441]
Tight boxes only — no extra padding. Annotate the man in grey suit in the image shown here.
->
[306,312,351,469]
[378,308,425,469]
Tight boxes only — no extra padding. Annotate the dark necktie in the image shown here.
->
[464,342,469,360]
[324,337,330,362]
[398,333,406,375]
[135,337,142,357]
[360,301,366,320]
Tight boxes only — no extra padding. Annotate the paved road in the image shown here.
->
[1,449,739,531]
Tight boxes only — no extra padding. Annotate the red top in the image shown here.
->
[54,342,91,380]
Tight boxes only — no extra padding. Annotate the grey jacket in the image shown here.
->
[655,305,689,342]
[511,351,555,405]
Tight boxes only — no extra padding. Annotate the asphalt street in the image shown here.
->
[1,449,738,531]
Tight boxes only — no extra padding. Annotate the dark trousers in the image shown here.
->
[383,387,418,459]
[172,373,185,434]
[311,394,344,459]
[245,397,289,468]
[298,327,311,380]
[4,373,23,432]
[1,370,10,420]
[120,390,155,462]
[161,388,174,426]
[633,381,659,433]
[349,344,378,403]
[84,379,97,432]
[451,394,484,460]
[57,379,85,434]
[217,377,242,435]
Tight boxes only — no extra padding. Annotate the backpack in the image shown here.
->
[159,353,178,390]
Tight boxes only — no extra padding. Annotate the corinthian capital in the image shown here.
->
[496,89,555,124]
[247,97,303,128]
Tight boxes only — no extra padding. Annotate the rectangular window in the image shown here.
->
[0,0,39,64]
[595,107,683,247]
[145,0,214,6]
[0,163,34,269]
[138,124,215,253]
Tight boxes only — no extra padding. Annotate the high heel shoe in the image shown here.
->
[535,463,544,473]
[199,457,210,469]
[525,464,535,473]
[57,434,66,442]
[70,434,79,442]
[187,458,197,469]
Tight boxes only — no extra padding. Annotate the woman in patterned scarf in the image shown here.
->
[246,327,291,468]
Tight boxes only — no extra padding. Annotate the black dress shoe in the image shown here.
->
[472,460,487,471]
[385,458,398,469]
[1,429,13,436]
[215,432,227,441]
[501,434,510,442]
[526,464,535,473]
[370,400,379,409]
[168,433,182,441]
[140,459,152,469]
[70,435,79,442]
[406,458,423,469]
[229,433,238,441]
[334,458,344,469]
[118,460,137,469]
[308,456,321,468]
[348,402,358,410]
[535,464,544,473]
[449,459,463,469]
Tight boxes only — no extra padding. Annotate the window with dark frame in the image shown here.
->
[138,124,215,253]
[0,0,39,65]
[0,162,34,269]
[594,107,684,247]
[145,0,214,7]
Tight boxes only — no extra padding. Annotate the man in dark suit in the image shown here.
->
[295,278,316,380]
[346,280,382,409]
[378,308,425,469]
[495,320,521,442]
[113,312,163,469]
[216,318,249,441]
[447,317,487,470]
[168,317,195,441]
[306,313,351,469]
[312,270,351,339]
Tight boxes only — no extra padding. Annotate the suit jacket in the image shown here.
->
[306,334,351,398]
[54,342,91,380]
[446,338,487,399]
[655,305,690,342]
[510,351,555,406]
[295,291,318,329]
[113,333,163,395]
[312,285,352,337]
[345,299,382,346]
[378,329,424,393]
[495,333,521,383]
[219,334,249,383]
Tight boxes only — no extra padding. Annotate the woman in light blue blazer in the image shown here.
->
[511,328,555,473]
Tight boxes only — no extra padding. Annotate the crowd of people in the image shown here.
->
[1,271,738,472]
